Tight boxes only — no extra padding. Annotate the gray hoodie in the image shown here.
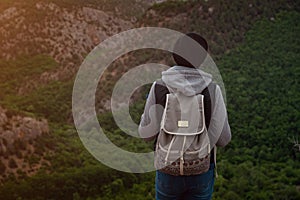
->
[139,66,231,148]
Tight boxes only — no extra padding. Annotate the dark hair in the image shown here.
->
[172,33,208,68]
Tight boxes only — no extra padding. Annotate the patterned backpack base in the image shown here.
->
[155,149,210,176]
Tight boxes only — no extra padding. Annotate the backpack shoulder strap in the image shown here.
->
[154,79,169,107]
[201,86,211,129]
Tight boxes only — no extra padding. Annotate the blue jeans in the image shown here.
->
[155,163,215,200]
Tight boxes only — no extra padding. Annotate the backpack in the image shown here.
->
[154,81,212,176]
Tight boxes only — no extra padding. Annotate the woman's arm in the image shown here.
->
[138,82,163,141]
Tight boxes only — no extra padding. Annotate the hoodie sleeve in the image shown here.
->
[138,82,162,141]
[209,85,232,147]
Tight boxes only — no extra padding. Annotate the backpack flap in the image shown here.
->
[161,93,205,136]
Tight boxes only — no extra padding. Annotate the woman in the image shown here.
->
[139,33,231,200]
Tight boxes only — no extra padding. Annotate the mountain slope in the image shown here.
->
[0,0,299,199]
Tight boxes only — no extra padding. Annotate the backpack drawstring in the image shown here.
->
[214,146,218,178]
[165,136,175,164]
[180,136,187,175]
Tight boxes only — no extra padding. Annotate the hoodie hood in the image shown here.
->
[161,66,212,96]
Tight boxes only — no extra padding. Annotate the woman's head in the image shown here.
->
[172,33,208,68]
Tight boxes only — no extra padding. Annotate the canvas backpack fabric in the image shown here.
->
[154,87,211,176]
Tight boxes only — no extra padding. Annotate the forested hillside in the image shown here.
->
[0,0,299,199]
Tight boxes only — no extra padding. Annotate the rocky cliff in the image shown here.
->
[0,106,50,182]
[0,106,49,144]
[0,1,134,94]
